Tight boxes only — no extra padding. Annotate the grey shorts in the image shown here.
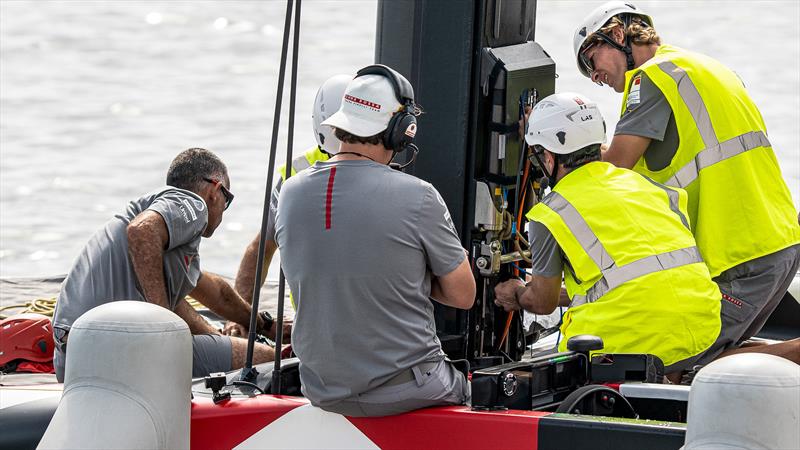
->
[670,244,800,373]
[320,359,471,417]
[191,334,233,378]
[53,330,232,382]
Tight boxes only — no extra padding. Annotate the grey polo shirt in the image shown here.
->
[615,71,680,172]
[53,187,207,331]
[275,159,465,406]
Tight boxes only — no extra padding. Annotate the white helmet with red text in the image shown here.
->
[525,92,606,155]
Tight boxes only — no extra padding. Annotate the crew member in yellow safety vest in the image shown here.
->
[494,92,721,382]
[226,74,352,337]
[572,2,800,364]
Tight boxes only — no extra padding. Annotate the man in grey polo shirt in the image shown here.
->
[276,65,476,416]
[53,148,280,381]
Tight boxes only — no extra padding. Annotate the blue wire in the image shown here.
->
[511,263,530,276]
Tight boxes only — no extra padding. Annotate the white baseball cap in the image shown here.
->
[321,74,402,138]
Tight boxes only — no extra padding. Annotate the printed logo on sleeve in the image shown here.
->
[180,199,198,223]
[626,74,642,110]
[434,190,457,234]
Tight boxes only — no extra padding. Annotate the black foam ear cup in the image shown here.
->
[383,106,417,152]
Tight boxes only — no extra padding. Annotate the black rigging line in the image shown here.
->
[241,0,296,383]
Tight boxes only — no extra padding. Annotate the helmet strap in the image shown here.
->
[596,26,636,72]
[532,148,559,188]
[549,153,560,188]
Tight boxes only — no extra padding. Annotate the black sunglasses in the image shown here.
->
[579,41,600,74]
[203,177,234,210]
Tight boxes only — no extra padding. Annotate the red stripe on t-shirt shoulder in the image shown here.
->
[325,166,337,229]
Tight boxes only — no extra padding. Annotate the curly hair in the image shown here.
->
[584,15,660,50]
[166,148,228,193]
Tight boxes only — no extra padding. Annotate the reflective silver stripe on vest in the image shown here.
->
[542,192,615,272]
[666,131,770,188]
[657,61,718,148]
[655,61,771,188]
[292,154,312,173]
[640,176,690,230]
[543,192,704,307]
[574,246,702,306]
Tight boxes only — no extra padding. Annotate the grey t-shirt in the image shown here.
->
[275,159,465,406]
[53,187,207,330]
[265,177,283,242]
[615,71,680,172]
[527,220,563,277]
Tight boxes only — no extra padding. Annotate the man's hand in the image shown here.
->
[222,320,247,337]
[494,279,526,312]
[266,318,293,343]
[223,317,293,342]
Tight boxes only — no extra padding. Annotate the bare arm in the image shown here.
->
[494,274,562,315]
[127,210,171,309]
[191,271,257,328]
[234,233,278,304]
[430,257,476,310]
[602,134,652,169]
[173,297,219,335]
[201,271,291,340]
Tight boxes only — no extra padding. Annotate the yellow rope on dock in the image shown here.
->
[0,296,205,320]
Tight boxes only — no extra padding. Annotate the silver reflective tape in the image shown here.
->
[666,131,770,188]
[585,246,703,303]
[657,61,718,148]
[292,155,312,173]
[570,294,588,308]
[543,192,616,271]
[640,176,690,229]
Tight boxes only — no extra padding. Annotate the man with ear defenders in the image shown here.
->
[275,64,476,417]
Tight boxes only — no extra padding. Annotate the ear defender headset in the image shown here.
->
[354,64,418,153]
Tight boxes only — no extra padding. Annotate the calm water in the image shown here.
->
[1,1,798,279]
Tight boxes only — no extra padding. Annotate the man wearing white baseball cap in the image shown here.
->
[275,64,475,417]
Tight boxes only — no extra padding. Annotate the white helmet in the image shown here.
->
[312,74,351,154]
[573,1,653,78]
[525,92,606,155]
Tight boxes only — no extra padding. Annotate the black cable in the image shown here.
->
[241,0,295,383]
[512,94,527,220]
[272,0,302,395]
[228,380,266,395]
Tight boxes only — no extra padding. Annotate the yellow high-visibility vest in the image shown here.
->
[278,146,330,181]
[528,162,721,367]
[621,45,800,277]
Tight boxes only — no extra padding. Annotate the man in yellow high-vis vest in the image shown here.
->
[227,74,351,336]
[494,92,721,382]
[571,2,800,364]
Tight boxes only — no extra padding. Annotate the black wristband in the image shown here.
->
[258,311,274,336]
